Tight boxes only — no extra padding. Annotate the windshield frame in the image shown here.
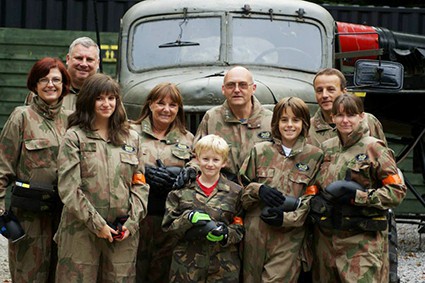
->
[127,12,325,73]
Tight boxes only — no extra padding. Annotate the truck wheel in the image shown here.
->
[388,209,400,283]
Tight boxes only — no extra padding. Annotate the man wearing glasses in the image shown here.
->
[193,66,273,183]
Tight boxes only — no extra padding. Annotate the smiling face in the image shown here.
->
[332,105,364,139]
[94,92,117,122]
[36,67,63,105]
[278,107,303,148]
[149,94,179,130]
[66,44,99,89]
[197,149,227,181]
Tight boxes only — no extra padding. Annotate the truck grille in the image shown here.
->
[186,112,205,134]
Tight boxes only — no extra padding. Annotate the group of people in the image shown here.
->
[0,36,406,283]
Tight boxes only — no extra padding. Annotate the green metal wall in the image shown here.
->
[0,27,118,131]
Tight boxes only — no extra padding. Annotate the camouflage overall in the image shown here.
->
[132,119,194,283]
[162,177,244,282]
[239,137,323,282]
[55,127,149,283]
[312,123,406,283]
[0,96,70,283]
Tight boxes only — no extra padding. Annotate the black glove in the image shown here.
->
[325,180,365,205]
[260,206,284,227]
[145,160,179,196]
[0,211,25,242]
[185,220,218,240]
[259,185,286,207]
[206,222,229,244]
[173,167,197,189]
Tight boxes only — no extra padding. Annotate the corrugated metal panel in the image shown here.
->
[0,27,118,131]
[324,4,425,35]
[0,0,140,32]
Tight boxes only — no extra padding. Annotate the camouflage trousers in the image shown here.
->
[136,214,178,283]
[8,208,60,283]
[312,226,389,283]
[169,241,240,283]
[55,223,139,283]
[243,213,305,283]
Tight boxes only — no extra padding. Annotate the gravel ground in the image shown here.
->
[0,223,424,282]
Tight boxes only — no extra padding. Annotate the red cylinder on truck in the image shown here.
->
[336,21,379,66]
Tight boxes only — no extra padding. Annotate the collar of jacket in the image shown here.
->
[140,117,181,144]
[273,136,306,157]
[31,95,63,120]
[222,96,265,129]
[338,120,369,149]
[311,109,335,132]
[189,176,231,196]
[70,86,79,94]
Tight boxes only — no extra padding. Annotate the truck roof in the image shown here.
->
[121,0,335,31]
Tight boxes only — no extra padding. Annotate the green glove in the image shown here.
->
[188,210,211,225]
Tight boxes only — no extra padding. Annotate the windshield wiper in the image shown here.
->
[158,7,200,48]
[159,40,200,48]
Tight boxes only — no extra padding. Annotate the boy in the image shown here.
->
[162,134,244,283]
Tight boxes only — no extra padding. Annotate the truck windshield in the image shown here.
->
[231,18,322,71]
[131,16,322,71]
[132,17,221,70]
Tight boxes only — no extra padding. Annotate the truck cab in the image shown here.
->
[117,0,336,130]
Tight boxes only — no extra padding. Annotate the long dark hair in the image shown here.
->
[132,82,187,134]
[67,73,129,145]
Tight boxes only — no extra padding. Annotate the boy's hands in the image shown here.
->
[206,222,228,244]
[188,210,211,225]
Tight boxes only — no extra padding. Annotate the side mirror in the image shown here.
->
[353,59,404,90]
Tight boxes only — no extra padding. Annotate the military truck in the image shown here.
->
[117,0,425,281]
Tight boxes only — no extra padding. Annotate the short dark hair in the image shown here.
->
[27,57,71,99]
[271,97,310,139]
[313,68,346,90]
[331,93,364,116]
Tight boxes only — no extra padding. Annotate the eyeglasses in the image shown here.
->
[38,77,62,86]
[224,81,254,90]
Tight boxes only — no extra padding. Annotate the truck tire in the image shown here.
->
[388,209,400,283]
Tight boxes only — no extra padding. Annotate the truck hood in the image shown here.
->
[121,66,317,119]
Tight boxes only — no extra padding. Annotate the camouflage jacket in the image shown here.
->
[194,96,272,175]
[131,118,193,167]
[240,137,323,226]
[61,88,78,111]
[162,176,244,247]
[307,109,387,147]
[131,119,193,214]
[316,123,406,210]
[57,126,149,236]
[0,96,70,211]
